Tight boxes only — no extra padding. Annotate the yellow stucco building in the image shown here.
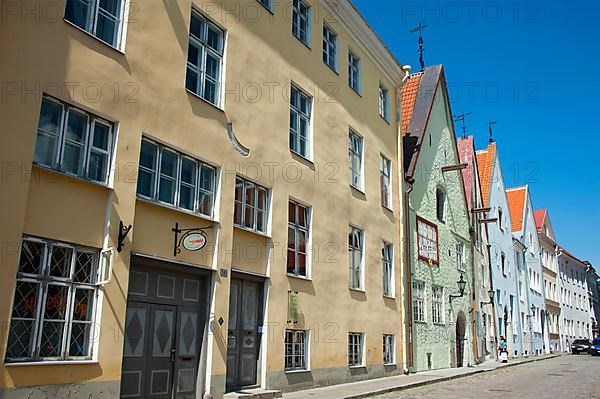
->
[0,0,408,397]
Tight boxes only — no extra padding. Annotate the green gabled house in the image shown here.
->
[401,65,473,372]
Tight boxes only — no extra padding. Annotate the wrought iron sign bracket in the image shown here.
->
[173,222,213,257]
[118,221,132,253]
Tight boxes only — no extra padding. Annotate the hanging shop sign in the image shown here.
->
[173,223,213,256]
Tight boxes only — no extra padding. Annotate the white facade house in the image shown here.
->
[558,248,594,350]
[506,186,549,355]
[476,143,523,357]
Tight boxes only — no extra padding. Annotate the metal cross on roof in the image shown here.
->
[409,22,428,71]
[454,112,472,138]
[489,120,497,143]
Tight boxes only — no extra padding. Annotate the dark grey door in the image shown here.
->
[120,261,207,398]
[226,277,262,391]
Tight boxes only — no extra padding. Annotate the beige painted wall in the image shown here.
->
[0,0,406,395]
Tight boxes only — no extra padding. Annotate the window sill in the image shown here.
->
[136,196,219,224]
[292,34,312,50]
[383,294,396,300]
[5,360,99,367]
[64,19,124,55]
[350,184,366,195]
[349,287,366,293]
[287,274,312,282]
[414,320,427,324]
[186,89,225,113]
[32,164,113,191]
[379,114,391,125]
[349,365,366,369]
[382,204,394,213]
[350,87,362,97]
[285,368,311,374]
[290,149,314,165]
[257,1,275,14]
[324,62,339,75]
[233,224,271,239]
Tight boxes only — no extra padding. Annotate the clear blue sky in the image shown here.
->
[353,0,600,266]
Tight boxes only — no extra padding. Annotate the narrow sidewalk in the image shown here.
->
[283,354,560,399]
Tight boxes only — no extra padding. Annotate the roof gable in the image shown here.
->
[534,209,546,231]
[506,186,527,232]
[475,143,496,207]
[401,65,447,178]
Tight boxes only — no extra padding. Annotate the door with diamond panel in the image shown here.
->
[226,277,263,392]
[120,259,207,399]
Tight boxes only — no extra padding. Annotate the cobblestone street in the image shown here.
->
[372,355,600,399]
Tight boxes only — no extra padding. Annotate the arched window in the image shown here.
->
[436,187,446,222]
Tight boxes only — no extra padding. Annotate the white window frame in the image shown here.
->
[284,329,308,371]
[417,217,439,265]
[186,9,226,108]
[64,0,127,49]
[348,226,364,290]
[413,281,426,323]
[348,129,364,191]
[348,332,364,367]
[33,95,115,185]
[383,334,395,365]
[456,241,466,271]
[322,23,338,71]
[234,176,269,234]
[292,0,311,47]
[432,286,444,325]
[382,242,394,297]
[5,237,103,363]
[348,50,361,94]
[136,137,217,219]
[379,83,389,121]
[289,84,313,160]
[380,155,392,209]
[287,200,311,278]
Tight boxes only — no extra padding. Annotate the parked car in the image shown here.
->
[571,339,591,354]
[590,338,600,356]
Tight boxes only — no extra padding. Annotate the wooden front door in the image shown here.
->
[120,262,207,398]
[226,277,263,392]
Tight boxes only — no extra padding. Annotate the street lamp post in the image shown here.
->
[449,275,467,303]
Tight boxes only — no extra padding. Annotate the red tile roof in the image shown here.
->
[534,209,547,232]
[506,187,527,232]
[475,143,496,207]
[400,72,423,136]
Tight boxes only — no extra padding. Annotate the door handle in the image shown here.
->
[180,356,193,361]
[170,349,176,362]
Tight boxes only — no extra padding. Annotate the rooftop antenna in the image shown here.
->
[409,22,428,71]
[489,120,497,143]
[454,112,472,138]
